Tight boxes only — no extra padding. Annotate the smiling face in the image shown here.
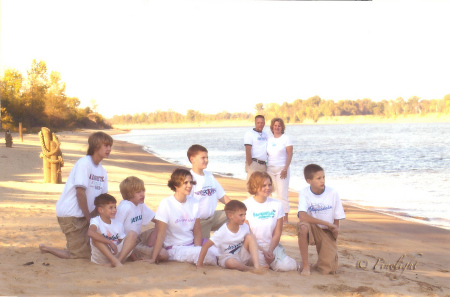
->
[256,178,273,198]
[129,190,145,206]
[175,175,195,196]
[272,121,283,135]
[98,202,117,221]
[228,208,247,226]
[307,170,325,195]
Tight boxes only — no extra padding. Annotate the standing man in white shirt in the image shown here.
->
[244,115,269,181]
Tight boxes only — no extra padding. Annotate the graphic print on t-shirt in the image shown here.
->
[308,203,332,214]
[252,209,276,220]
[225,242,243,255]
[89,173,105,190]
[175,214,195,226]
[194,186,217,197]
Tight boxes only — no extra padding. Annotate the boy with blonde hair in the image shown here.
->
[88,193,135,267]
[115,176,168,261]
[187,144,230,239]
[297,164,345,275]
[197,200,263,272]
[40,131,113,259]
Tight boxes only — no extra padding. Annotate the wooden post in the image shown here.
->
[50,141,58,184]
[41,127,52,183]
[19,122,23,142]
[5,130,13,147]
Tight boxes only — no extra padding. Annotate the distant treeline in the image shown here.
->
[109,94,450,125]
[0,60,110,132]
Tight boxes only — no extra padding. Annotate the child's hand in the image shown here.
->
[263,250,275,264]
[328,224,339,239]
[109,241,118,255]
[142,258,156,264]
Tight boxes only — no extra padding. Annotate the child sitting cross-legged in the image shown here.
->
[88,194,136,267]
[197,200,266,272]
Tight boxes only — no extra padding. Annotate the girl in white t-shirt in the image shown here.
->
[243,171,298,272]
[267,118,293,223]
[148,169,216,265]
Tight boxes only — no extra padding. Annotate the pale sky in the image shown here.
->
[1,0,449,117]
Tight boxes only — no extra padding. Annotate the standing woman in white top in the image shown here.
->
[267,118,293,223]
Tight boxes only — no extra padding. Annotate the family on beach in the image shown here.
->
[39,115,345,276]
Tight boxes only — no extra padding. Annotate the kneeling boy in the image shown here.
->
[197,200,263,272]
[297,164,345,275]
[88,194,135,267]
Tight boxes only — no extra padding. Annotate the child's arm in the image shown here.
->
[266,217,283,261]
[76,187,92,221]
[193,219,202,246]
[148,220,167,263]
[87,225,118,255]
[298,211,339,232]
[332,219,340,239]
[196,239,214,268]
[218,195,231,204]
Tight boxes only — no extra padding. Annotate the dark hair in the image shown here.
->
[94,193,117,207]
[303,164,324,180]
[187,144,208,163]
[87,132,113,156]
[247,171,273,195]
[255,115,265,121]
[225,200,247,213]
[167,168,195,192]
[270,118,285,134]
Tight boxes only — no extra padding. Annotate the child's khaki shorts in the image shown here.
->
[57,216,91,259]
[217,246,251,268]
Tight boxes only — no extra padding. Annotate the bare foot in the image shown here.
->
[39,244,49,254]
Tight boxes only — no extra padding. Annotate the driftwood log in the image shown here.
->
[39,127,64,183]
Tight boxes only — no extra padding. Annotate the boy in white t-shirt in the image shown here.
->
[88,194,135,267]
[297,164,346,275]
[197,200,264,272]
[115,176,169,262]
[40,132,113,259]
[187,144,230,239]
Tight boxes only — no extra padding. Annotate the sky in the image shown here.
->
[1,0,449,118]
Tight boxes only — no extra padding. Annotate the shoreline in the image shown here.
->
[1,130,449,296]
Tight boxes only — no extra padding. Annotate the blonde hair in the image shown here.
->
[120,176,146,200]
[247,171,273,195]
[270,118,285,134]
[87,132,113,156]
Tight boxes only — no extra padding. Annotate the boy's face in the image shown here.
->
[98,203,117,219]
[190,151,208,169]
[307,170,325,194]
[229,209,247,225]
[130,190,145,206]
[96,142,112,159]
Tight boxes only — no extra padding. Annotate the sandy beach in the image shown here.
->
[0,130,449,297]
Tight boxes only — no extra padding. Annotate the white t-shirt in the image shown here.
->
[267,134,293,167]
[155,195,199,247]
[190,170,226,219]
[115,200,155,235]
[210,223,250,257]
[297,186,346,229]
[244,129,268,162]
[56,156,108,217]
[243,197,284,247]
[89,216,125,247]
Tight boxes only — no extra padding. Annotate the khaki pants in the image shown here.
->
[297,221,338,274]
[245,161,267,181]
[200,210,227,239]
[57,216,91,259]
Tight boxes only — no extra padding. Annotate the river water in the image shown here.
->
[113,122,450,230]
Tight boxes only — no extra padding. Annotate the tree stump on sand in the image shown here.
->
[5,130,13,147]
[39,127,64,183]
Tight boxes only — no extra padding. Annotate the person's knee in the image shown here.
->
[298,224,309,236]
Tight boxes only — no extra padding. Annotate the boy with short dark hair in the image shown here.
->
[197,200,263,272]
[115,176,168,262]
[297,164,345,275]
[88,194,135,267]
[40,131,113,259]
[187,144,230,239]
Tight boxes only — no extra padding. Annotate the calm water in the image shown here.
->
[113,123,450,230]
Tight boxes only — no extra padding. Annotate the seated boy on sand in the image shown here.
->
[197,200,265,272]
[88,194,135,267]
[115,176,168,262]
[297,164,346,275]
[187,144,230,239]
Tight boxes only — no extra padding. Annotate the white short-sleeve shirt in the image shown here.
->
[243,197,284,247]
[115,200,155,235]
[155,195,199,247]
[210,223,250,257]
[190,170,226,219]
[267,134,293,167]
[56,156,108,217]
[297,186,346,229]
[244,129,268,162]
[89,216,125,247]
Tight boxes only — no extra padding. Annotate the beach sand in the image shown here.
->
[0,130,449,297]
